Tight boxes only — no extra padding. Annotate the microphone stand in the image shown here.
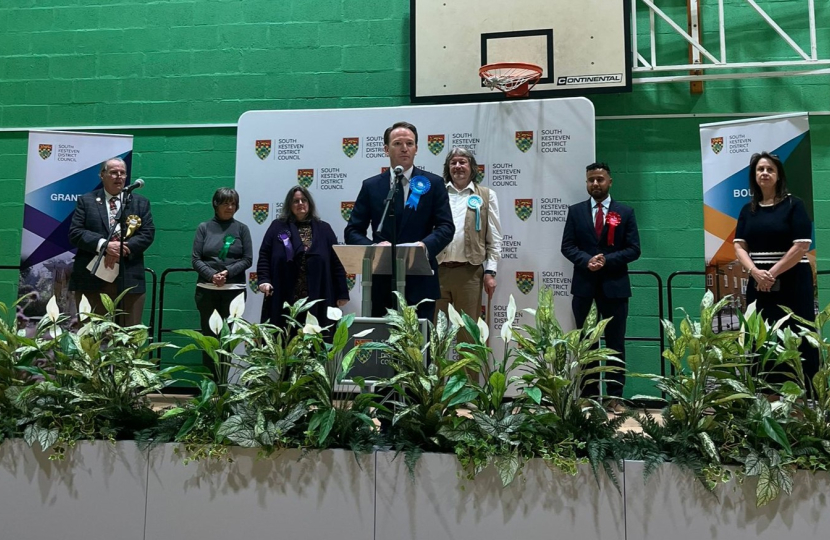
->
[117,189,133,297]
[377,170,402,304]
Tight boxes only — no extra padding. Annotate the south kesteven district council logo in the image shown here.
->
[297,169,314,188]
[514,199,533,221]
[248,272,259,293]
[346,273,356,291]
[341,201,355,222]
[711,137,724,154]
[252,203,269,224]
[476,165,485,183]
[255,140,271,160]
[342,137,359,158]
[516,271,535,295]
[38,144,52,160]
[427,134,445,155]
[515,131,533,153]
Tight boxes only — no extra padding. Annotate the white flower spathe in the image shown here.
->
[327,306,343,322]
[354,328,374,338]
[78,295,92,322]
[209,310,223,335]
[229,292,246,318]
[447,303,464,328]
[303,312,323,335]
[477,317,489,342]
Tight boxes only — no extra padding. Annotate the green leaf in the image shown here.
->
[217,415,258,447]
[756,464,779,507]
[524,386,542,404]
[39,427,59,452]
[441,374,466,402]
[447,388,478,408]
[489,371,506,407]
[779,381,803,398]
[744,452,762,476]
[697,432,720,463]
[330,321,349,357]
[317,408,336,446]
[761,417,792,454]
[494,450,521,487]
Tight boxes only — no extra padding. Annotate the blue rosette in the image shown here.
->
[467,194,483,231]
[406,176,431,210]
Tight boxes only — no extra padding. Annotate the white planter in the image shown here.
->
[144,445,375,540]
[0,439,148,540]
[624,460,830,540]
[375,451,625,540]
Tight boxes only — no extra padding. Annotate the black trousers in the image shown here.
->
[572,294,628,399]
[194,287,246,380]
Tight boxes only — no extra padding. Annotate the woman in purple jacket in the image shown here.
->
[257,185,349,329]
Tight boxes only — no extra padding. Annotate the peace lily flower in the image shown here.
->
[209,309,223,335]
[447,303,464,328]
[77,295,92,322]
[303,312,323,335]
[229,292,246,318]
[354,328,374,338]
[46,296,63,337]
[477,317,489,343]
[327,306,343,322]
[500,294,517,343]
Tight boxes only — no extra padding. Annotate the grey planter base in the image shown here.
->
[375,452,625,540]
[144,445,375,540]
[0,440,147,540]
[625,460,830,540]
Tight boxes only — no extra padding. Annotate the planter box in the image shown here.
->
[624,460,830,540]
[375,451,625,540]
[143,445,375,540]
[0,439,148,540]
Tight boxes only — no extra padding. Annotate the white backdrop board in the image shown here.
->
[235,98,595,355]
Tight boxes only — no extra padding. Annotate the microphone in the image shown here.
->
[392,166,404,177]
[123,178,144,193]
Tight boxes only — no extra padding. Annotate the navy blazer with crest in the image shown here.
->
[344,167,454,306]
[68,188,155,294]
[560,198,641,299]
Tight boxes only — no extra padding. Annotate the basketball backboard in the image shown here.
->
[411,0,632,102]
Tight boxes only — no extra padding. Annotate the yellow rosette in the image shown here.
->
[125,215,142,238]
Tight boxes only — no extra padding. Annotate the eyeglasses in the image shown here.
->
[292,198,309,205]
[106,171,127,178]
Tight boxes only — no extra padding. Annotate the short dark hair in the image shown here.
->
[279,185,320,222]
[212,187,239,211]
[442,147,479,184]
[100,157,126,175]
[383,121,419,145]
[586,162,611,175]
[748,151,788,212]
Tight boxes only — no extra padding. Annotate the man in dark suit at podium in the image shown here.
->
[345,121,454,320]
[561,162,640,413]
[69,157,155,326]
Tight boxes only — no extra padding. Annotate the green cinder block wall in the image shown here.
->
[1,0,828,396]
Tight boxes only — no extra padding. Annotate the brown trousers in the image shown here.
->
[74,281,146,327]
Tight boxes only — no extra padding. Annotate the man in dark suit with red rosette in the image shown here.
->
[561,162,640,413]
[345,121,454,320]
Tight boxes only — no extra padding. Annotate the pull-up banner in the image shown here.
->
[700,113,814,320]
[234,98,597,351]
[19,130,133,321]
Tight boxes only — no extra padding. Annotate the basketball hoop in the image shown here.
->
[479,62,543,98]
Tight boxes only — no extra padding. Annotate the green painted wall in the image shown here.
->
[1,0,828,396]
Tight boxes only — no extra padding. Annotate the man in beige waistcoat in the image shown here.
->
[435,147,502,342]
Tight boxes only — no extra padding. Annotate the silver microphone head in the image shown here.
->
[393,166,404,176]
[125,178,144,192]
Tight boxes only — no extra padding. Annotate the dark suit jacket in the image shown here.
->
[560,198,640,299]
[68,189,155,294]
[257,219,349,327]
[344,167,454,307]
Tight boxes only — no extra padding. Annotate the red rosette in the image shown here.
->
[606,211,622,245]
